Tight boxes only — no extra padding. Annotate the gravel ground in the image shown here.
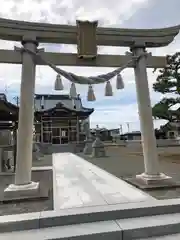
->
[0,155,53,216]
[78,146,180,200]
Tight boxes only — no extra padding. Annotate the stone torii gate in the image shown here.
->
[0,18,179,198]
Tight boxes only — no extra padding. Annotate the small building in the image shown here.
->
[90,127,120,141]
[120,131,141,141]
[0,93,18,171]
[109,128,120,138]
[160,121,180,139]
[120,130,167,141]
[34,94,94,144]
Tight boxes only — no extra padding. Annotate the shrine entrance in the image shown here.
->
[0,17,179,196]
[34,123,79,144]
[52,127,69,144]
[35,120,77,145]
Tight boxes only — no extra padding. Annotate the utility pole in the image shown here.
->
[4,85,9,96]
[126,122,130,132]
[119,124,123,134]
[13,96,19,106]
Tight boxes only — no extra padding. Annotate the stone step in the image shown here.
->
[0,220,122,240]
[1,200,180,233]
[1,213,180,239]
[117,212,180,239]
[39,200,180,229]
[140,233,180,240]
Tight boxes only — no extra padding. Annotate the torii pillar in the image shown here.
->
[131,46,171,184]
[4,36,40,198]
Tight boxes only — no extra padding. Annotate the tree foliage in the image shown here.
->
[152,52,180,121]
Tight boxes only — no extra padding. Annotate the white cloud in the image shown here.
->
[0,0,178,129]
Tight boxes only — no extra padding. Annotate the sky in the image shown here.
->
[0,0,179,132]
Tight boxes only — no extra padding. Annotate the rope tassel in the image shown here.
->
[105,80,113,96]
[116,73,124,89]
[87,85,96,101]
[70,82,77,98]
[54,74,64,90]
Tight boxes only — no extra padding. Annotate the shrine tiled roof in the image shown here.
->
[0,98,18,121]
[0,98,18,113]
[0,94,94,121]
[34,93,94,117]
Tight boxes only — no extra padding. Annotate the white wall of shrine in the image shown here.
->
[34,97,83,111]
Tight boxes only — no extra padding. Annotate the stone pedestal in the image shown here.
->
[132,47,170,183]
[4,181,39,199]
[136,172,171,185]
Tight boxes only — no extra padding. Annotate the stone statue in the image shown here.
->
[82,121,93,155]
[33,143,44,161]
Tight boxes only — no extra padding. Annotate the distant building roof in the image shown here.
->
[90,128,120,133]
[121,131,141,136]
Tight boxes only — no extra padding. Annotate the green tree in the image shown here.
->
[152,52,180,121]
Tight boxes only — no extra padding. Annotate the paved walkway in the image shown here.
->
[53,153,155,210]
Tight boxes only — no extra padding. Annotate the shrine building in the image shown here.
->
[33,93,93,145]
[0,93,94,146]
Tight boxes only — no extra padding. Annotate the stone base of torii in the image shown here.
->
[0,18,179,200]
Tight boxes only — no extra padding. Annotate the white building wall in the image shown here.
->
[34,98,82,111]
